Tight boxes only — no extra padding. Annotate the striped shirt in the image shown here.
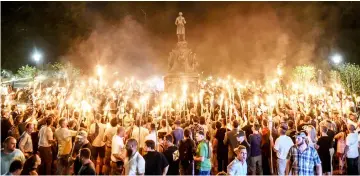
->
[286,145,321,176]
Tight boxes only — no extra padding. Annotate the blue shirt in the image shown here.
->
[1,149,26,175]
[172,128,184,145]
[249,133,261,157]
[287,145,321,175]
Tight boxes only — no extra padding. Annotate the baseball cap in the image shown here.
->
[235,130,245,138]
[293,131,307,138]
[76,131,88,139]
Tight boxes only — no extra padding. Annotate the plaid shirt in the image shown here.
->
[286,145,321,176]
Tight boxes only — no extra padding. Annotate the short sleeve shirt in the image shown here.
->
[111,135,124,162]
[196,141,211,171]
[287,145,321,175]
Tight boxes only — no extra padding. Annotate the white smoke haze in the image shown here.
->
[62,2,340,81]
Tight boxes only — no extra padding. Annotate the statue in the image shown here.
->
[175,12,186,42]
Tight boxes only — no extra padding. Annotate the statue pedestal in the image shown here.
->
[164,72,199,93]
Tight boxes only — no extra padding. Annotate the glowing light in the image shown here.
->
[32,50,42,62]
[331,54,342,65]
[96,65,103,76]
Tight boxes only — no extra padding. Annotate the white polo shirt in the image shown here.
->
[346,132,359,158]
[111,135,124,162]
[274,135,294,159]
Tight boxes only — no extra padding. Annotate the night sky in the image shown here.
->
[2,1,360,79]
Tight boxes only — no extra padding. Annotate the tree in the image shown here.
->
[292,65,316,85]
[16,65,38,79]
[337,63,360,94]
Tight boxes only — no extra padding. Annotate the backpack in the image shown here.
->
[179,139,194,161]
[88,123,99,143]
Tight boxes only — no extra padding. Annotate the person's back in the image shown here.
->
[164,145,180,175]
[143,140,169,175]
[172,127,184,145]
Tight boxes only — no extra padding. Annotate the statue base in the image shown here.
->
[164,72,199,93]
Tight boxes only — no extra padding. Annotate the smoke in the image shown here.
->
[63,2,340,81]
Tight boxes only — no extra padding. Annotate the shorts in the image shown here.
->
[92,146,105,159]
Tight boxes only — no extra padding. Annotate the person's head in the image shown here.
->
[232,120,239,129]
[95,114,102,123]
[252,123,260,132]
[110,117,118,127]
[320,125,328,135]
[150,123,156,131]
[347,124,356,133]
[144,140,156,152]
[23,154,41,171]
[184,128,191,138]
[195,131,205,142]
[45,117,52,126]
[79,148,91,163]
[25,122,34,133]
[4,136,17,152]
[179,12,183,16]
[193,116,199,124]
[125,138,138,157]
[76,131,88,144]
[278,124,288,135]
[117,126,125,137]
[304,125,316,143]
[58,118,67,128]
[215,121,222,130]
[8,160,23,175]
[294,131,307,146]
[287,120,294,130]
[165,134,174,146]
[236,130,246,143]
[174,120,181,127]
[234,145,247,162]
[262,119,268,128]
[161,119,166,128]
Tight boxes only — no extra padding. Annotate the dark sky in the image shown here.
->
[2,1,360,79]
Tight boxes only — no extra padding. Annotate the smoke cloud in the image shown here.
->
[63,2,340,80]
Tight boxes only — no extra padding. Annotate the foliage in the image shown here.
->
[16,65,38,78]
[49,62,81,79]
[337,63,360,94]
[292,65,316,85]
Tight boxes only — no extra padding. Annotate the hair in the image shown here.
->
[221,118,226,126]
[307,126,317,144]
[117,126,125,134]
[348,124,356,132]
[161,120,166,127]
[193,116,199,123]
[21,154,39,174]
[215,121,222,130]
[110,118,118,127]
[232,120,239,128]
[126,138,138,148]
[145,140,156,150]
[4,136,16,144]
[200,116,206,125]
[9,160,23,173]
[165,134,173,143]
[45,117,52,126]
[25,122,33,129]
[197,130,205,136]
[253,123,260,131]
[80,148,91,159]
[58,118,66,126]
[321,125,328,134]
[287,120,294,129]
[237,145,246,150]
[262,119,268,127]
[95,113,102,121]
[150,123,156,131]
[184,128,191,138]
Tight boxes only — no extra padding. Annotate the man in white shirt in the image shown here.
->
[271,124,294,176]
[131,120,149,152]
[145,123,157,147]
[89,114,107,175]
[227,145,248,176]
[103,118,118,175]
[124,138,145,176]
[38,117,54,175]
[344,124,359,175]
[54,118,78,175]
[18,122,34,158]
[111,126,125,175]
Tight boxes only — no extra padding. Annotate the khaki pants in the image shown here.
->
[249,155,262,175]
[277,158,287,176]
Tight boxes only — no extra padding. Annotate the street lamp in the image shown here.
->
[32,50,42,63]
[331,54,343,65]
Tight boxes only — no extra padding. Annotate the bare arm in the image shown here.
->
[162,165,169,176]
[315,164,322,176]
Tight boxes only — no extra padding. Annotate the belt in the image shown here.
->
[106,146,112,148]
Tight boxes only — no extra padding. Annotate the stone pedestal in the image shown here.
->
[164,72,199,93]
[164,41,199,94]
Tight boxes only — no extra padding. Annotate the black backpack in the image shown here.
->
[179,139,194,161]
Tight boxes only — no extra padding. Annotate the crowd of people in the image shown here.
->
[1,74,360,175]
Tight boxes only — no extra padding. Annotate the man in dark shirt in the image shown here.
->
[143,140,169,175]
[78,148,96,175]
[179,128,196,175]
[163,134,180,175]
[249,123,262,175]
[214,120,228,173]
[326,121,336,173]
[224,120,240,163]
[242,117,254,141]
